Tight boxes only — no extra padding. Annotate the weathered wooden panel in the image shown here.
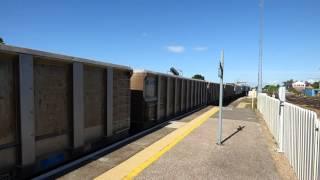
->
[144,75,157,122]
[214,83,220,102]
[159,77,167,120]
[193,81,197,107]
[0,148,16,170]
[200,82,202,105]
[113,69,131,134]
[106,67,113,137]
[167,78,175,117]
[84,65,106,142]
[182,79,187,111]
[144,75,157,99]
[201,82,204,104]
[202,83,206,104]
[35,134,69,157]
[224,84,235,98]
[34,59,72,139]
[190,81,194,109]
[0,54,17,172]
[0,54,17,146]
[205,83,207,104]
[84,66,106,128]
[175,79,181,113]
[186,80,191,110]
[157,76,161,121]
[208,83,214,104]
[180,80,184,112]
[202,82,205,104]
[145,102,157,121]
[198,82,201,105]
[199,82,202,105]
[0,44,133,177]
[33,59,72,160]
[206,83,209,104]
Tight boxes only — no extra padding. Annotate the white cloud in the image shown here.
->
[166,45,185,53]
[193,46,208,51]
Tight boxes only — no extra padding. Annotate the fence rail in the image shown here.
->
[257,93,320,180]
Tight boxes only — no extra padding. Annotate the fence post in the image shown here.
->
[278,87,286,152]
[314,116,320,180]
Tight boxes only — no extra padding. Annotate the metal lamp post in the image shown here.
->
[217,50,224,145]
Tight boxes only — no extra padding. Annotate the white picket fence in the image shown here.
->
[257,93,320,180]
[257,93,281,142]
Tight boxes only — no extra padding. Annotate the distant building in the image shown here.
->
[284,81,293,89]
[304,88,320,97]
[292,81,306,92]
[305,81,311,87]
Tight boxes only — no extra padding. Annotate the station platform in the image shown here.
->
[58,98,295,180]
[136,102,280,180]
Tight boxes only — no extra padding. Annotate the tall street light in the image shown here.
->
[258,0,264,93]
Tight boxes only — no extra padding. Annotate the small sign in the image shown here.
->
[218,62,223,78]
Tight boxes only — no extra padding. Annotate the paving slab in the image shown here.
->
[137,106,281,180]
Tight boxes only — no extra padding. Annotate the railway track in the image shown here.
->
[286,93,320,115]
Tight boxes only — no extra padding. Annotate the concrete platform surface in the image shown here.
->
[137,105,281,180]
[58,107,212,179]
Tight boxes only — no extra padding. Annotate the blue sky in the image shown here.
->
[1,0,319,86]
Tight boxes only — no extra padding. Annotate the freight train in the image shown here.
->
[0,45,249,179]
[130,70,248,131]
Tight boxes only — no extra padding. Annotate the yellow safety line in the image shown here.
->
[95,107,218,180]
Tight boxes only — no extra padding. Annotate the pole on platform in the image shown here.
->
[217,50,224,145]
[252,94,254,109]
